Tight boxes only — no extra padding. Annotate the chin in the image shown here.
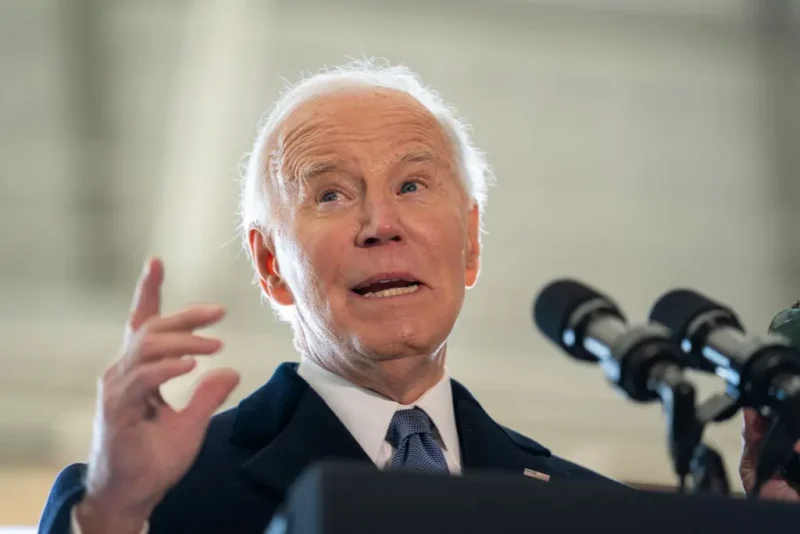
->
[351,324,448,361]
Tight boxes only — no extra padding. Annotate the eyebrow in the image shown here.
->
[397,149,439,165]
[295,149,440,182]
[297,160,340,182]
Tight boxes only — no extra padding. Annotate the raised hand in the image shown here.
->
[75,258,241,534]
[739,408,800,501]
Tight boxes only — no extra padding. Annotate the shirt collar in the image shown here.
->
[296,357,460,467]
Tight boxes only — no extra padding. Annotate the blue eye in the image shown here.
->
[399,181,419,194]
[320,191,340,203]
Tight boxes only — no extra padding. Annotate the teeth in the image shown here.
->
[363,284,420,298]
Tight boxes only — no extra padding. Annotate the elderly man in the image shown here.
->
[40,61,799,534]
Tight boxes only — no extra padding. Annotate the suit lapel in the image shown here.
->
[229,363,557,497]
[451,379,555,480]
[231,363,372,498]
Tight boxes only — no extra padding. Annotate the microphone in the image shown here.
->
[649,289,800,496]
[534,279,688,401]
[533,279,704,484]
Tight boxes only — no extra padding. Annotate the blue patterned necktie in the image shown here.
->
[386,407,449,473]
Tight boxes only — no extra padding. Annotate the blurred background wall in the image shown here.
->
[1,0,799,527]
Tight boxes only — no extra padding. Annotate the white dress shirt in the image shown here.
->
[297,357,461,473]
[71,358,460,533]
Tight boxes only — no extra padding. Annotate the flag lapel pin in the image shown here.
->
[523,468,550,482]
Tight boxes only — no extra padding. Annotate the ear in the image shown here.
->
[464,204,481,288]
[248,227,295,306]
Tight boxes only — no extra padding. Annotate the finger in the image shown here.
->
[147,305,226,334]
[128,258,164,331]
[120,358,198,403]
[742,407,767,442]
[182,368,240,424]
[741,408,764,466]
[132,333,222,364]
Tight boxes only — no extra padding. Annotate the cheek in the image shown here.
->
[293,224,353,294]
[426,214,470,273]
[275,238,311,296]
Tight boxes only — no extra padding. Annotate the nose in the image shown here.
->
[355,194,404,248]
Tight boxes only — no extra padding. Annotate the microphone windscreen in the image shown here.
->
[649,289,741,339]
[533,279,615,345]
[768,302,800,349]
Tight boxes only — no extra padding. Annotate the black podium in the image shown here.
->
[266,463,800,534]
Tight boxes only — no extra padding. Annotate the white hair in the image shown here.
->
[239,59,493,321]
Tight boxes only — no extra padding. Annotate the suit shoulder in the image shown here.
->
[51,463,87,495]
[151,404,281,533]
[501,426,625,487]
[206,405,238,440]
[158,405,250,499]
[545,454,627,486]
[174,405,245,478]
[501,426,551,456]
[39,463,87,534]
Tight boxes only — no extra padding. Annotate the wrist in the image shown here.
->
[75,495,150,534]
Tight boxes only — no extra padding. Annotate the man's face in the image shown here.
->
[252,88,480,361]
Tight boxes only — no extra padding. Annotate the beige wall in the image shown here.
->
[1,0,798,526]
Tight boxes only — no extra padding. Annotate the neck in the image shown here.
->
[303,344,447,405]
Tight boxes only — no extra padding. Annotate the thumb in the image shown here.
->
[182,368,241,425]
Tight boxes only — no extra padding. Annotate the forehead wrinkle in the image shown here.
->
[396,148,439,165]
[272,90,457,188]
[284,141,452,191]
[281,136,348,189]
[297,159,340,182]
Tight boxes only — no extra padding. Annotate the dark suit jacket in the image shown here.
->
[39,362,617,534]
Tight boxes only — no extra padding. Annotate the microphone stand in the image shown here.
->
[648,363,731,495]
[689,444,730,495]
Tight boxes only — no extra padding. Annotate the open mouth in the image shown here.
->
[352,276,422,299]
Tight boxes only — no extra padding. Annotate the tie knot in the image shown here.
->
[386,408,435,448]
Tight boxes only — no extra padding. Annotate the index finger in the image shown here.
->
[128,257,164,331]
